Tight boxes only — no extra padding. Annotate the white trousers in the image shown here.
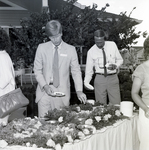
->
[38,93,65,117]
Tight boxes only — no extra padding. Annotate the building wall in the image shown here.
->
[0,10,30,26]
[8,0,42,12]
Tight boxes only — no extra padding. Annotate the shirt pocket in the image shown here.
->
[94,57,104,68]
[107,54,115,64]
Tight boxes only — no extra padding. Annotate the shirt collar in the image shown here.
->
[51,41,63,50]
[95,43,106,50]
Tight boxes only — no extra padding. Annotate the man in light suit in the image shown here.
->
[34,20,87,117]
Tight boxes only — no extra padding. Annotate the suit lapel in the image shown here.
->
[46,42,53,71]
[47,41,67,69]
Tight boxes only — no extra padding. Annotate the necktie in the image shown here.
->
[102,48,107,77]
[53,46,59,87]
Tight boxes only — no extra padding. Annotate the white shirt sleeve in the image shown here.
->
[84,50,94,84]
[114,42,123,68]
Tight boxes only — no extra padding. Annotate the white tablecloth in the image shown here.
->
[63,114,139,150]
[4,114,139,150]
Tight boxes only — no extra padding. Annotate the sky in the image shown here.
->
[77,0,149,46]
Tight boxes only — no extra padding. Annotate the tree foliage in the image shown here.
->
[105,13,141,49]
[9,12,50,67]
[9,0,146,66]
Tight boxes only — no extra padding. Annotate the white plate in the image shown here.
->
[105,63,116,68]
[46,120,57,124]
[54,92,65,97]
[87,100,95,105]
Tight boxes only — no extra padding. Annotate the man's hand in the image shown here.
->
[76,91,87,104]
[43,84,56,97]
[107,64,117,70]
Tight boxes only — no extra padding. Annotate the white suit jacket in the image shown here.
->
[34,41,83,106]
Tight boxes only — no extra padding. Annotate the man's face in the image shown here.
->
[94,36,105,49]
[49,33,62,46]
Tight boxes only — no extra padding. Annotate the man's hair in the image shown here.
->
[94,29,105,38]
[45,20,62,37]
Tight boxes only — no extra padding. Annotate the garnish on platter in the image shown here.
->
[0,102,130,149]
[77,124,96,136]
[77,117,86,124]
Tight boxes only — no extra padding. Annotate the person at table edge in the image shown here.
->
[34,20,87,117]
[131,36,149,150]
[0,28,15,124]
[84,29,123,104]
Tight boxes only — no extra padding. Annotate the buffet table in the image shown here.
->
[63,114,139,150]
[3,114,139,150]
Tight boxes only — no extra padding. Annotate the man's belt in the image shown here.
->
[96,73,116,76]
